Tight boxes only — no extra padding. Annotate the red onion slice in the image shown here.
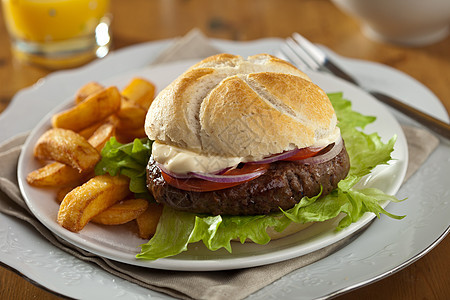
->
[156,162,232,179]
[249,145,327,164]
[299,137,343,165]
[249,148,301,164]
[212,167,232,175]
[190,168,267,183]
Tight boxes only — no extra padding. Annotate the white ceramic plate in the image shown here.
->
[17,58,407,271]
[1,38,448,299]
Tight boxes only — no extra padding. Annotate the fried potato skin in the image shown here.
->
[26,162,83,187]
[52,86,121,132]
[56,185,77,203]
[77,121,104,139]
[57,175,130,232]
[121,77,155,110]
[136,203,164,239]
[87,122,116,151]
[91,198,149,225]
[115,102,147,131]
[75,82,104,104]
[33,128,100,172]
[27,123,112,187]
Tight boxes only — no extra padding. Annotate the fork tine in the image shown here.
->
[289,33,359,85]
[285,37,322,70]
[291,33,327,66]
[279,43,309,70]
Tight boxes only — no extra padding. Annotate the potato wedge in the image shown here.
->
[115,126,147,144]
[34,128,100,172]
[57,175,130,232]
[115,104,147,130]
[77,121,103,139]
[52,86,121,132]
[136,203,164,239]
[75,81,104,104]
[28,122,112,187]
[91,198,149,225]
[121,77,155,110]
[87,122,116,151]
[56,185,77,203]
[26,162,83,187]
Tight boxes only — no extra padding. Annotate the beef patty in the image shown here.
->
[147,144,350,216]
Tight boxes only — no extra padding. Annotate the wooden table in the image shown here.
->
[1,0,449,299]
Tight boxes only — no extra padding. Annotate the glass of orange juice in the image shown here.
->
[2,0,111,69]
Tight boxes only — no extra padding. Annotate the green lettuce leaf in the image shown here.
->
[97,92,406,260]
[95,137,153,199]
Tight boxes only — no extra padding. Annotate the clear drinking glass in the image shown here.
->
[2,0,112,69]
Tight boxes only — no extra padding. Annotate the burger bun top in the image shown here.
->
[145,53,338,158]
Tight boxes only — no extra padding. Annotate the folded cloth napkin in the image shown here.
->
[0,29,440,300]
[152,28,220,64]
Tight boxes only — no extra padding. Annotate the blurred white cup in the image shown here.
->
[331,0,450,46]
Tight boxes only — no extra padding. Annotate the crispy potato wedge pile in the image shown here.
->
[27,78,163,239]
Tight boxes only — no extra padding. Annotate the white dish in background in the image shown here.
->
[331,0,450,46]
[17,59,407,271]
[0,38,448,299]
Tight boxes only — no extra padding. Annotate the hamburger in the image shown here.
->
[143,53,352,245]
[145,53,349,218]
[97,53,403,260]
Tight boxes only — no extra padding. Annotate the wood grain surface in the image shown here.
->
[0,0,449,299]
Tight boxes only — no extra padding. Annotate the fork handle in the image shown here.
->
[324,60,359,86]
[369,91,450,139]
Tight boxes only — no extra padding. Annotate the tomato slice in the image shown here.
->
[160,163,270,192]
[281,147,325,161]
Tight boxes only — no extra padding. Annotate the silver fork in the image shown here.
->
[280,32,450,140]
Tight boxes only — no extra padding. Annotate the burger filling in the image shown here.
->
[147,139,350,215]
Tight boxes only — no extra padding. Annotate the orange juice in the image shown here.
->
[2,0,111,69]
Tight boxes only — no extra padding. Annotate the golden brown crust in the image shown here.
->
[200,75,314,156]
[248,72,336,137]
